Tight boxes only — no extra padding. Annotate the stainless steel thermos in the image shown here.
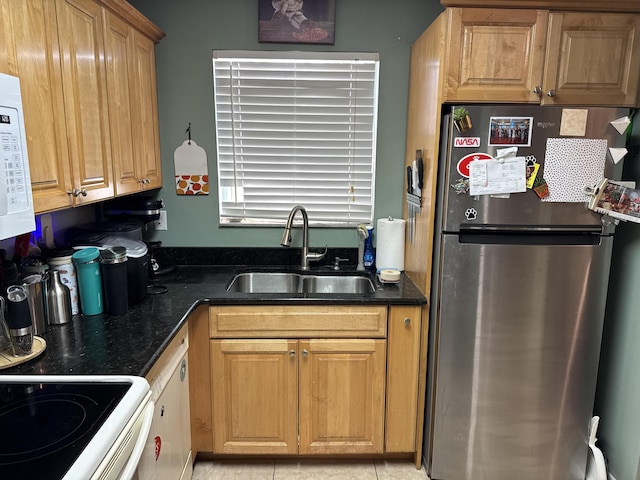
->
[47,270,72,325]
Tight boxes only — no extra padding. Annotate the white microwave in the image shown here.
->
[0,73,35,240]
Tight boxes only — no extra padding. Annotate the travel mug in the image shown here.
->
[22,274,48,335]
[72,248,104,316]
[6,285,33,355]
[100,246,128,315]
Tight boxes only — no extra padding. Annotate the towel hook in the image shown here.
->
[186,122,191,145]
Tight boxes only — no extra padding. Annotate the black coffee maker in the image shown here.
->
[103,196,176,278]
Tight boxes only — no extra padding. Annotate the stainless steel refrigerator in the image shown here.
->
[425,105,630,480]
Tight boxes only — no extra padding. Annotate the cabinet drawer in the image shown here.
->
[209,305,387,338]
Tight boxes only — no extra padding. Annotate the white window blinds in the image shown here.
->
[212,50,379,226]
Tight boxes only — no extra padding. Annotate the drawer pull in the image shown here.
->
[404,317,411,326]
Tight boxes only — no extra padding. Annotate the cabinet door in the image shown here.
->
[104,10,138,195]
[211,339,298,454]
[542,12,640,106]
[299,339,386,455]
[445,8,548,103]
[55,0,113,204]
[130,28,161,190]
[385,306,422,452]
[0,0,74,212]
[105,10,161,196]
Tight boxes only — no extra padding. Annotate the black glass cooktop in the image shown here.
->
[0,381,130,479]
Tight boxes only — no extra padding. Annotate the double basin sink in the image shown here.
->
[227,271,376,295]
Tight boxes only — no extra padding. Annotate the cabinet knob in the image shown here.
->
[547,89,556,98]
[289,349,296,357]
[146,177,152,184]
[533,86,542,95]
[302,349,308,357]
[180,359,187,382]
[404,317,411,326]
[67,188,88,197]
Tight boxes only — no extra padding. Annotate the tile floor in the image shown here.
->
[192,459,430,480]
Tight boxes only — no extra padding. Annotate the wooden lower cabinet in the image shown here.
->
[385,305,422,453]
[299,339,386,455]
[210,338,386,455]
[195,304,425,462]
[211,339,298,454]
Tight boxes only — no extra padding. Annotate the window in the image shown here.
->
[212,50,379,226]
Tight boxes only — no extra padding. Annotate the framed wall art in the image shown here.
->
[258,0,336,45]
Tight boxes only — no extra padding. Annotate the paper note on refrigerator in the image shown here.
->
[542,138,608,203]
[468,157,527,196]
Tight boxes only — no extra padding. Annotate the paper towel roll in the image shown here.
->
[376,217,406,271]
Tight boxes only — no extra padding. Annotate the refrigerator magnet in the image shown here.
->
[450,178,469,195]
[526,164,540,189]
[533,177,550,199]
[457,152,493,177]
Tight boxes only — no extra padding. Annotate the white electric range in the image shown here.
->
[0,375,153,479]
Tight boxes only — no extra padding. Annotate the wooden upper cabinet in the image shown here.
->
[104,9,162,195]
[0,0,75,212]
[445,8,548,103]
[1,0,163,213]
[104,10,136,195]
[55,0,114,205]
[130,29,162,190]
[542,12,640,106]
[444,8,640,106]
[440,0,640,14]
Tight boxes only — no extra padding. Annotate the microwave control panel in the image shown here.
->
[0,105,28,216]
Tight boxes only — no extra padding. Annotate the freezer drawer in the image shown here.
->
[429,234,612,480]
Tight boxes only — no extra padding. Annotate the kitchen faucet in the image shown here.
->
[280,205,327,270]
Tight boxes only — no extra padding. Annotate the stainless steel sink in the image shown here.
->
[301,275,374,294]
[226,272,301,293]
[226,272,375,294]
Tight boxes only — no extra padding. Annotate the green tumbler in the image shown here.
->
[72,247,104,316]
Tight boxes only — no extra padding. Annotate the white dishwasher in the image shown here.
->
[135,330,192,480]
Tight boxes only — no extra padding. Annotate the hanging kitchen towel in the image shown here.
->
[375,217,406,272]
[174,140,209,195]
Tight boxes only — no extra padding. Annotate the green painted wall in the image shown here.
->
[596,119,640,480]
[128,0,442,247]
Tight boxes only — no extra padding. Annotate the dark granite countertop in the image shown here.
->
[2,248,426,378]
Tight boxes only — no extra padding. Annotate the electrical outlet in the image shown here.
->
[155,210,168,230]
[38,213,55,248]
